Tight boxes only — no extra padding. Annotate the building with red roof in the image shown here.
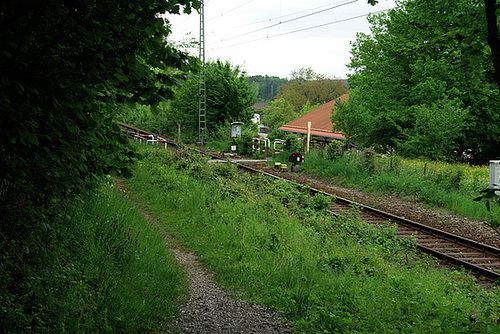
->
[278,94,348,148]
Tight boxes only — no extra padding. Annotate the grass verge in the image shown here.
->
[1,179,185,333]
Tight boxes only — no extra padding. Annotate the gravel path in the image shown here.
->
[114,178,292,334]
[169,248,292,333]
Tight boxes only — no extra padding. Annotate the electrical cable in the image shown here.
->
[207,0,255,21]
[210,0,357,45]
[210,8,392,50]
[233,0,354,29]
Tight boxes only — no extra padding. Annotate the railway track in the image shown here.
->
[328,194,500,282]
[235,162,500,286]
[118,122,500,286]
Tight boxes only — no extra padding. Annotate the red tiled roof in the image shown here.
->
[278,94,348,139]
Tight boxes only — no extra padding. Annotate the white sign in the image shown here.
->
[490,160,500,189]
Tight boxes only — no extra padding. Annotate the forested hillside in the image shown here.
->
[248,75,289,102]
[256,68,348,129]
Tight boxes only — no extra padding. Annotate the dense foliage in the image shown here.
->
[0,0,200,331]
[325,140,345,160]
[251,68,347,130]
[170,60,255,142]
[277,68,348,113]
[119,60,255,144]
[248,75,289,102]
[0,0,200,211]
[334,0,500,163]
[260,99,297,129]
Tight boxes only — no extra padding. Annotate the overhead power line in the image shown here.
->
[210,0,357,46]
[210,8,393,50]
[233,0,355,29]
[208,0,255,21]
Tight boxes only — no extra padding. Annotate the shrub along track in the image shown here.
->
[238,161,500,287]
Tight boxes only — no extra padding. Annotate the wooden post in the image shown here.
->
[307,122,311,152]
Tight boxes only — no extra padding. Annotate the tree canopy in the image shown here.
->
[1,0,202,330]
[337,0,500,163]
[261,99,297,129]
[168,60,255,143]
[248,75,289,102]
[0,0,200,222]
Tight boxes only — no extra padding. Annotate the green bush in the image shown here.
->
[267,130,302,153]
[490,206,500,228]
[235,124,259,156]
[284,132,302,152]
[363,147,377,173]
[117,103,172,136]
[235,132,254,155]
[325,140,344,160]
[209,121,232,142]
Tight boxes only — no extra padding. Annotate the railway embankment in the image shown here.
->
[124,144,500,333]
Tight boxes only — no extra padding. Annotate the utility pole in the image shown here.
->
[198,0,206,146]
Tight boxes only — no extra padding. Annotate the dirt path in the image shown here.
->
[114,178,292,333]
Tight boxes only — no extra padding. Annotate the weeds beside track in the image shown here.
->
[127,144,500,333]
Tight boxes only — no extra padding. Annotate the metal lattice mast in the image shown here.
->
[198,0,206,146]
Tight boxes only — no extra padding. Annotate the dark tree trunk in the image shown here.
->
[485,0,500,90]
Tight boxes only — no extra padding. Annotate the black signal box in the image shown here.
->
[289,153,304,164]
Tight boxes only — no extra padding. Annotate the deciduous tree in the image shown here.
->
[400,99,468,161]
[169,60,255,142]
[346,0,500,162]
[261,99,298,129]
[277,68,348,112]
[331,92,371,148]
[0,0,200,228]
[248,75,289,101]
[0,0,201,329]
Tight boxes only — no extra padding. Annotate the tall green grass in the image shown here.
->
[129,145,500,333]
[1,180,185,333]
[301,151,491,220]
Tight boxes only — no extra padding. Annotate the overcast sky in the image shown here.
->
[165,0,397,79]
